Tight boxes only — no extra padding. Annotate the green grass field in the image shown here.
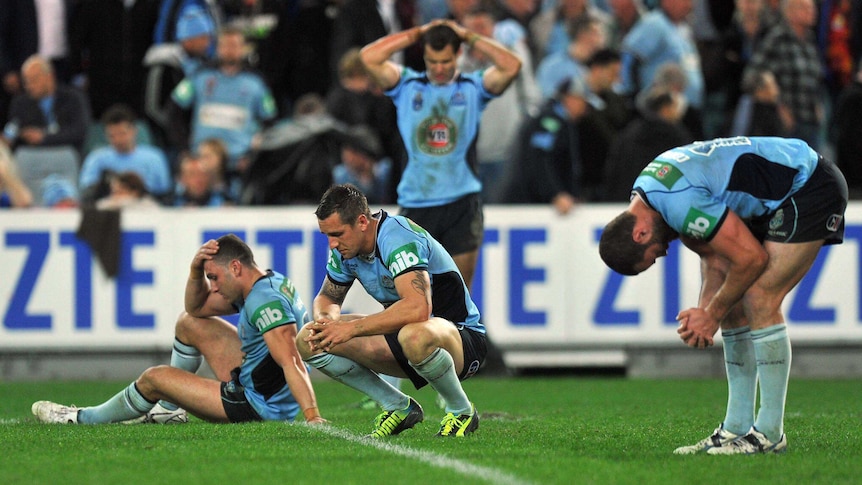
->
[2,376,860,485]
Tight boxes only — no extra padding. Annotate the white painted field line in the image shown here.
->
[309,423,534,485]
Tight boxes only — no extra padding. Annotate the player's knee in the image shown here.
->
[742,287,783,321]
[397,324,436,362]
[295,326,314,360]
[137,364,171,396]
[173,311,197,342]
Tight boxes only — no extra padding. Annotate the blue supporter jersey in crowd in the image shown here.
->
[620,9,704,108]
[171,67,276,165]
[235,270,310,421]
[325,210,484,333]
[633,136,819,241]
[79,145,173,196]
[386,68,494,208]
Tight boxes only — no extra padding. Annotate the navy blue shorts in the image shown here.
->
[749,157,848,245]
[221,367,263,423]
[384,325,487,390]
[399,193,483,256]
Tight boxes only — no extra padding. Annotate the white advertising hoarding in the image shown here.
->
[1,205,860,364]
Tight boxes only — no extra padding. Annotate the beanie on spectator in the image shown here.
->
[176,7,215,41]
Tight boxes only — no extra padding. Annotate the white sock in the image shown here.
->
[410,348,472,415]
[78,382,155,424]
[721,327,757,435]
[752,324,791,442]
[307,353,409,411]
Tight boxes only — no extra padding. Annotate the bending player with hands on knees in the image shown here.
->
[297,184,487,438]
[599,136,847,455]
[33,234,326,426]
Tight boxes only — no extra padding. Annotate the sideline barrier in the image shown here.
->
[2,205,861,369]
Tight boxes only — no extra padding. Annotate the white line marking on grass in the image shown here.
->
[310,424,533,485]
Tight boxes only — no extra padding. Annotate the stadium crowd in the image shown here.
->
[2,0,862,209]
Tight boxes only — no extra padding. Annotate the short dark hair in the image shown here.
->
[101,103,137,126]
[423,24,461,52]
[315,184,371,225]
[598,212,646,276]
[586,48,621,68]
[111,171,148,196]
[213,233,256,267]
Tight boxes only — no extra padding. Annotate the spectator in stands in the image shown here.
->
[535,14,607,99]
[830,61,862,199]
[324,48,403,175]
[171,152,232,207]
[68,0,160,119]
[577,48,632,201]
[220,0,304,116]
[459,6,542,203]
[153,0,219,57]
[40,173,79,208]
[618,0,704,113]
[170,26,277,196]
[602,85,692,202]
[726,68,790,137]
[498,75,603,214]
[196,137,231,201]
[649,61,704,139]
[606,0,645,50]
[2,55,89,154]
[79,104,171,204]
[530,0,610,59]
[143,4,216,151]
[719,0,772,125]
[333,124,393,205]
[0,0,73,84]
[96,171,161,210]
[744,0,824,149]
[0,143,33,208]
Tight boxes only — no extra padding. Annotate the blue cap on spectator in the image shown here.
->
[176,7,215,41]
[41,174,79,207]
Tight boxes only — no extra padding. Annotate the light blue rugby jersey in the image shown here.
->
[171,67,276,163]
[387,68,495,207]
[633,137,819,241]
[325,210,484,333]
[235,270,310,421]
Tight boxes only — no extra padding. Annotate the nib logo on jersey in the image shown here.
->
[387,243,425,275]
[252,303,287,331]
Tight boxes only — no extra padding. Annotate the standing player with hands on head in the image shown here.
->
[296,184,487,438]
[599,136,847,455]
[32,234,326,426]
[360,18,521,289]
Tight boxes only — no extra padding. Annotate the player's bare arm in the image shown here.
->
[263,324,326,424]
[306,269,433,351]
[678,211,768,347]
[468,36,521,94]
[359,26,414,90]
[313,276,349,322]
[184,240,235,317]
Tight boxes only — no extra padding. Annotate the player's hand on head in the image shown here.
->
[190,239,219,274]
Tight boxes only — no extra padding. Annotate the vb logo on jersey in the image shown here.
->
[418,116,457,155]
[682,208,717,240]
[253,303,287,330]
[387,243,423,275]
